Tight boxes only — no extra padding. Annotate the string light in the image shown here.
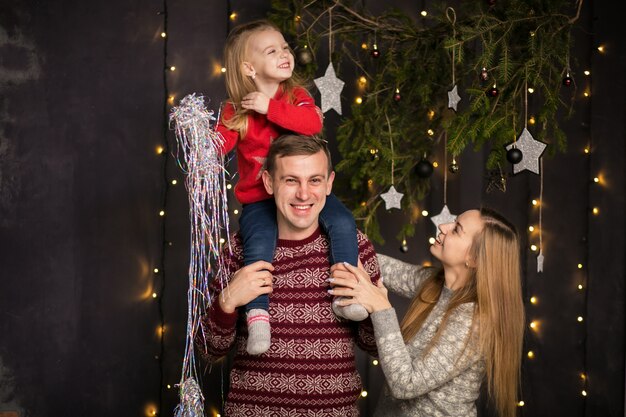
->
[584,70,590,76]
[372,359,379,366]
[432,162,439,168]
[420,10,427,17]
[355,96,363,104]
[528,226,535,232]
[152,292,158,298]
[592,207,599,215]
[427,129,434,136]
[577,263,583,269]
[532,199,539,206]
[582,390,588,397]
[527,351,535,359]
[527,87,535,93]
[597,45,605,53]
[577,316,584,322]
[226,184,232,189]
[154,268,159,273]
[171,179,177,185]
[421,210,429,217]
[229,12,238,20]
[233,209,239,215]
[360,391,368,398]
[156,146,165,154]
[593,176,599,183]
[529,321,539,330]
[530,244,538,252]
[161,32,167,38]
[578,284,584,290]
[518,401,525,407]
[159,210,165,216]
[170,65,176,71]
[428,237,436,244]
[530,296,538,304]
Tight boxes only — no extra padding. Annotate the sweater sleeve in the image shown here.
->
[377,254,435,299]
[266,87,323,135]
[353,231,381,357]
[195,235,243,363]
[216,102,240,154]
[370,303,481,399]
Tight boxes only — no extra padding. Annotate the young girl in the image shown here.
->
[217,20,367,355]
[329,207,525,417]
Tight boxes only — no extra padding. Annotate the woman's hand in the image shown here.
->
[328,261,392,313]
[241,92,270,114]
[219,261,274,313]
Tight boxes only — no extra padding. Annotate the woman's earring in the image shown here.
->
[251,73,256,80]
[465,261,469,268]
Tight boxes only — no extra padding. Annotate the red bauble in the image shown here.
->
[371,45,381,58]
[393,92,401,102]
[486,86,499,97]
[480,67,489,83]
[563,75,572,87]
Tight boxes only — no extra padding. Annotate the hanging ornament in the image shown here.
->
[400,239,409,253]
[371,43,380,58]
[506,147,523,164]
[449,158,459,173]
[380,185,404,210]
[537,250,544,272]
[485,167,507,193]
[479,67,489,83]
[393,88,401,102]
[486,84,499,97]
[415,159,434,178]
[431,205,457,231]
[314,63,345,115]
[562,73,572,87]
[447,85,461,111]
[295,45,313,65]
[505,128,547,175]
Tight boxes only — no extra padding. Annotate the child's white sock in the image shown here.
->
[246,309,271,355]
[332,297,369,321]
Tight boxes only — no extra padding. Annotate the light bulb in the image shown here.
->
[527,351,535,359]
[361,391,368,397]
[161,32,167,38]
[530,296,537,304]
[159,210,165,216]
[420,10,427,16]
[355,97,363,104]
[422,210,429,217]
[428,237,436,244]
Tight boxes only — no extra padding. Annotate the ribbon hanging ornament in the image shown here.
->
[169,94,232,417]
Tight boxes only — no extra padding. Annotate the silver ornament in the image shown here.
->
[380,185,404,210]
[537,250,544,273]
[314,63,345,115]
[430,204,457,232]
[505,128,547,175]
[447,85,461,111]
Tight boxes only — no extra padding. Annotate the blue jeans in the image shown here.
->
[239,194,358,312]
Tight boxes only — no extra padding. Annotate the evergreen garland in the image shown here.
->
[270,0,582,243]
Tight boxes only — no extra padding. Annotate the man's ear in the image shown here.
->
[262,170,274,195]
[241,61,255,78]
[326,171,335,196]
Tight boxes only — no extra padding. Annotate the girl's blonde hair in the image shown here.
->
[222,20,303,137]
[400,207,524,417]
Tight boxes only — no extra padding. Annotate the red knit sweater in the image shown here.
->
[217,86,323,204]
[197,228,380,417]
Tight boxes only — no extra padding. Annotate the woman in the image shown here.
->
[329,207,525,417]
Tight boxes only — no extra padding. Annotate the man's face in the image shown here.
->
[262,151,334,240]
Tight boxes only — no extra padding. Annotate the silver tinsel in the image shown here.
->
[174,378,205,417]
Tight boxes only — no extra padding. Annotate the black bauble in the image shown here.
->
[415,159,434,178]
[449,162,460,173]
[506,147,523,164]
[400,244,409,253]
[486,86,499,97]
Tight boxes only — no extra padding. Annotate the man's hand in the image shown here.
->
[219,261,274,313]
[241,92,270,115]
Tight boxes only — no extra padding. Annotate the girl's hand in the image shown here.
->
[241,92,270,115]
[328,261,391,313]
[219,261,274,313]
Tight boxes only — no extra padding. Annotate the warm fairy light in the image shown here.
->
[167,384,172,389]
[432,162,439,168]
[583,91,590,97]
[361,391,368,397]
[361,201,367,207]
[577,316,584,322]
[529,116,536,125]
[527,87,534,93]
[152,292,157,298]
[422,210,429,217]
[370,148,377,154]
[355,97,363,104]
[530,31,535,37]
[578,284,584,290]
[527,351,535,359]
[157,325,166,336]
[216,414,222,417]
[529,321,538,330]
[593,177,600,183]
[530,296,537,304]
[358,76,367,86]
[372,359,379,365]
[361,42,368,50]
[367,179,373,186]
[161,32,167,38]
[154,268,159,273]
[171,179,177,185]
[159,210,165,216]
[584,70,590,76]
[530,244,538,252]
[582,390,587,397]
[532,199,539,206]
[233,209,239,215]
[229,12,238,20]
[219,238,226,244]
[528,226,535,232]
[168,95,174,103]
[428,237,436,244]
[226,184,232,189]
[584,147,590,154]
[518,401,525,407]
[427,129,434,136]
[580,373,586,380]
[421,10,428,16]
[578,263,583,269]
[170,66,176,71]
[144,404,158,417]
[592,207,599,215]
[156,146,164,154]
[597,45,605,53]
[221,67,227,73]
[427,109,435,119]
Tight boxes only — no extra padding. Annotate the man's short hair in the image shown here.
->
[266,135,333,175]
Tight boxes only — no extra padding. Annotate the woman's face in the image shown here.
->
[430,209,484,269]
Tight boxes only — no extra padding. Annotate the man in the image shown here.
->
[196,134,380,416]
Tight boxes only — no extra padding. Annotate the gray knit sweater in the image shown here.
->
[372,254,484,417]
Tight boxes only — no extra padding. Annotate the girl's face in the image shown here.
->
[243,29,294,87]
[430,209,484,269]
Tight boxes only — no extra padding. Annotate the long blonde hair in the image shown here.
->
[399,207,524,417]
[222,20,303,137]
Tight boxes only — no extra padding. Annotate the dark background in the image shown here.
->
[0,1,623,416]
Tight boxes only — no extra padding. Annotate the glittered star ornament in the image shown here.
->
[314,63,345,115]
[505,128,547,175]
[431,205,457,231]
[447,85,461,111]
[537,250,544,273]
[380,185,404,210]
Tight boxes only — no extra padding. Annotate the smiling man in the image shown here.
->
[196,135,380,417]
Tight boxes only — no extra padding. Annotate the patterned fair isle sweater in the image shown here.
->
[372,254,485,417]
[196,228,380,417]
